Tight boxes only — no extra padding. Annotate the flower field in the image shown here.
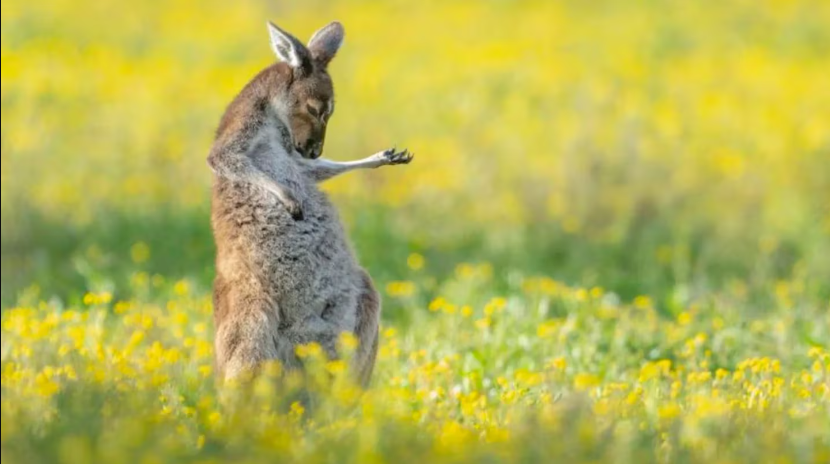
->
[2,0,829,462]
[2,267,829,462]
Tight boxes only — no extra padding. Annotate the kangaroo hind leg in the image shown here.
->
[215,305,281,383]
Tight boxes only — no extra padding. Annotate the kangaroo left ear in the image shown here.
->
[307,21,344,68]
[267,21,312,74]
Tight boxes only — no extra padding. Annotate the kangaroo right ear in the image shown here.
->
[307,21,344,67]
[267,21,312,74]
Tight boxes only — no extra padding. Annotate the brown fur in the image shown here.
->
[208,21,412,388]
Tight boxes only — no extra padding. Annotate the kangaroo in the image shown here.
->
[208,20,412,387]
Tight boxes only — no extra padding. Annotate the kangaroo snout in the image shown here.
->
[297,138,324,159]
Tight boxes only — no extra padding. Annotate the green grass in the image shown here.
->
[2,0,830,462]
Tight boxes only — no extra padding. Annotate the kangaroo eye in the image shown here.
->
[306,104,320,118]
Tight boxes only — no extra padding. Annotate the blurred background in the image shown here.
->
[2,0,829,313]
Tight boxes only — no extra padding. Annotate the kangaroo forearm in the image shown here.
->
[301,157,383,182]
[209,150,272,190]
[208,150,296,203]
[301,148,413,183]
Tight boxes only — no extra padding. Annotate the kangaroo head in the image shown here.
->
[267,21,344,159]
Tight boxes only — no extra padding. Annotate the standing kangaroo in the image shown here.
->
[208,20,412,386]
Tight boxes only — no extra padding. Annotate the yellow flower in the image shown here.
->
[206,411,222,428]
[386,281,416,298]
[573,373,600,391]
[474,317,491,330]
[428,297,446,312]
[639,362,660,383]
[198,365,212,378]
[295,342,324,359]
[82,292,112,306]
[514,368,544,388]
[546,357,567,371]
[437,421,474,449]
[658,404,682,420]
[407,253,425,271]
[326,360,347,375]
[130,242,150,264]
[633,296,653,310]
[807,347,824,358]
[339,332,359,351]
[173,280,189,296]
[536,320,559,338]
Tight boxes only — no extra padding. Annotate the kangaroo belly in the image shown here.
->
[211,179,361,331]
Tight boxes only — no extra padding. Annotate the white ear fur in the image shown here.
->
[267,21,304,68]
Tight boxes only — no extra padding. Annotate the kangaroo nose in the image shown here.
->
[311,145,322,159]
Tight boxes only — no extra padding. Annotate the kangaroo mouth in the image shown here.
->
[297,144,322,159]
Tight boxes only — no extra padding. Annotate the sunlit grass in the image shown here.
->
[2,0,830,462]
[2,263,828,462]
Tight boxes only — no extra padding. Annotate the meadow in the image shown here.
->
[2,0,829,462]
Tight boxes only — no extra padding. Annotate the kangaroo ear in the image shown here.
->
[307,21,344,67]
[267,21,312,73]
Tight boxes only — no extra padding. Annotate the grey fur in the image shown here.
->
[208,21,412,387]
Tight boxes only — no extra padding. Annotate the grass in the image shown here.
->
[2,0,829,462]
[2,267,828,463]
